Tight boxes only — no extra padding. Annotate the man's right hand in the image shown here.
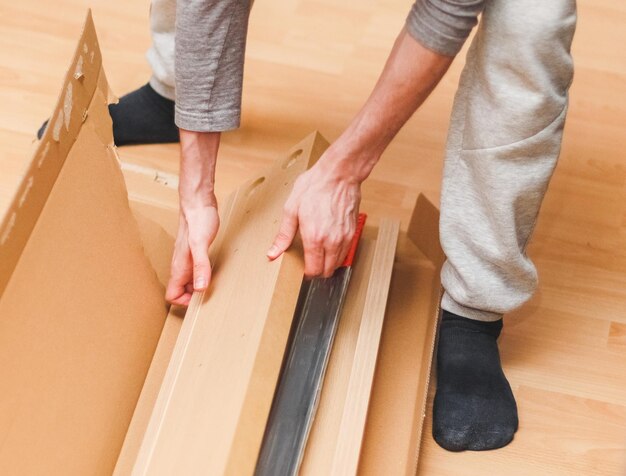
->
[166,129,221,306]
[166,202,220,306]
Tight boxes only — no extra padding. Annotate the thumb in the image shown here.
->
[267,209,298,260]
[189,237,212,291]
[186,207,219,292]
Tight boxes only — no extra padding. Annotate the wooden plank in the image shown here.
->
[115,192,234,474]
[132,132,329,476]
[329,218,400,475]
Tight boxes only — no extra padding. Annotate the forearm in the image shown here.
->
[321,28,453,182]
[169,129,221,304]
[179,130,220,208]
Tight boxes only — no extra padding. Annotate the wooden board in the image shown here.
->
[115,186,233,474]
[330,218,400,475]
[300,219,400,475]
[132,133,329,475]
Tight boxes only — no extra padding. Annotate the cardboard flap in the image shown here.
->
[0,12,169,475]
[0,10,108,296]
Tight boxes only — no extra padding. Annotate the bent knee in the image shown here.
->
[459,0,576,150]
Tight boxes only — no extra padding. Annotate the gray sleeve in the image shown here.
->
[406,0,485,57]
[174,0,252,132]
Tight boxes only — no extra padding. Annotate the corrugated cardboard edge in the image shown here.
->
[404,194,444,475]
[0,10,110,296]
[0,7,170,302]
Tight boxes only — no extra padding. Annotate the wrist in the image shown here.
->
[318,137,380,184]
[179,171,217,209]
[180,189,218,210]
[319,103,393,184]
[179,129,220,209]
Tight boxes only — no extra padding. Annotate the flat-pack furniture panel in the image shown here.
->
[330,218,400,475]
[119,190,445,476]
[133,134,328,476]
[359,195,444,475]
[0,12,168,475]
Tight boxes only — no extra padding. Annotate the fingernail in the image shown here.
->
[267,245,278,257]
[194,277,206,289]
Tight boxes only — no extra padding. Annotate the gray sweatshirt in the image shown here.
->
[174,0,485,132]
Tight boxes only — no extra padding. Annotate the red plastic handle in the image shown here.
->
[341,213,368,267]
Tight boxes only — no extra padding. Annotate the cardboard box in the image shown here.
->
[0,12,168,474]
[0,12,443,475]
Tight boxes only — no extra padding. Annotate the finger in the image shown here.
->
[184,207,220,292]
[322,238,343,278]
[166,241,193,304]
[267,207,299,260]
[189,238,212,291]
[323,232,346,278]
[337,218,357,266]
[166,272,193,305]
[303,239,325,278]
[337,237,353,267]
[169,292,192,307]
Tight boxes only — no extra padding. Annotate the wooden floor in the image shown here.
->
[1,0,625,474]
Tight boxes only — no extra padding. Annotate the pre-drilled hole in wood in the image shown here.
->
[247,176,266,196]
[282,149,303,169]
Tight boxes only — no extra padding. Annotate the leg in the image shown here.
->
[36,0,179,145]
[147,0,177,101]
[107,0,179,145]
[440,0,577,320]
[434,0,577,451]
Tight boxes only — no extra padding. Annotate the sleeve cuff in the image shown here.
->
[175,107,241,132]
[405,0,481,57]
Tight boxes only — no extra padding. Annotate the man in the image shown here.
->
[62,0,578,452]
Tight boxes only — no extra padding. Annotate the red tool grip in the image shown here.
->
[341,213,367,267]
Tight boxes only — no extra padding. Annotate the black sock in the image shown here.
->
[37,83,179,146]
[432,310,518,451]
[109,83,178,145]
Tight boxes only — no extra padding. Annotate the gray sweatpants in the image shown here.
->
[439,0,576,321]
[145,0,577,322]
[146,0,177,101]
